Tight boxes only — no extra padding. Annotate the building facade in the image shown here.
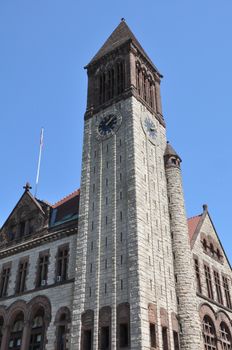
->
[0,20,231,350]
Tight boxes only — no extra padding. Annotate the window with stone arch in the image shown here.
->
[27,296,51,350]
[202,315,217,350]
[8,311,24,350]
[55,307,71,350]
[220,322,232,350]
[29,308,45,350]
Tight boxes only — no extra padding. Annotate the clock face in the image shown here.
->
[97,113,121,139]
[142,116,157,143]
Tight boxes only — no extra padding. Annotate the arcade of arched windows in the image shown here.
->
[200,304,232,350]
[0,297,71,350]
[136,61,156,110]
[98,60,125,105]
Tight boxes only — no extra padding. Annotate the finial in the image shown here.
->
[23,182,32,192]
[121,18,125,22]
[203,204,208,212]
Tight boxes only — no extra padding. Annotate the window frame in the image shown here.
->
[35,250,50,288]
[0,262,11,298]
[15,257,29,295]
[55,244,69,283]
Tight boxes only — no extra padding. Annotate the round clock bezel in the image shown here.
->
[141,114,158,145]
[96,111,122,140]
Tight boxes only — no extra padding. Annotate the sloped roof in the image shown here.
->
[188,215,202,242]
[187,207,231,269]
[52,189,80,208]
[50,189,80,227]
[164,142,182,161]
[87,20,161,76]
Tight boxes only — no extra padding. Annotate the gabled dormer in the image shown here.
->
[0,183,50,246]
[188,205,231,269]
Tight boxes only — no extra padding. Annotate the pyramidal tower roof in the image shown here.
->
[164,142,182,161]
[87,19,161,75]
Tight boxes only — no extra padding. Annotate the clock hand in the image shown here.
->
[105,116,115,126]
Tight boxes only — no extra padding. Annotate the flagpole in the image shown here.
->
[35,128,44,198]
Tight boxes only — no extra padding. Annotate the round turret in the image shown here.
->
[164,141,182,168]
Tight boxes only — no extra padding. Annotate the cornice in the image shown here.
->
[0,226,78,259]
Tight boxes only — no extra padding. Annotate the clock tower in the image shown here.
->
[71,20,202,350]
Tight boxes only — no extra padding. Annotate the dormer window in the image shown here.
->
[216,248,221,260]
[19,221,25,237]
[8,225,16,241]
[203,239,207,251]
[28,219,34,235]
[210,243,214,257]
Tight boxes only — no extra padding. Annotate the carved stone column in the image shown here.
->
[0,325,10,350]
[20,320,31,350]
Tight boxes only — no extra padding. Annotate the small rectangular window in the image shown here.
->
[222,276,232,309]
[0,264,11,297]
[194,258,202,294]
[119,324,129,348]
[214,271,223,305]
[56,245,69,281]
[150,323,156,348]
[100,326,109,349]
[173,331,180,350]
[204,265,214,300]
[16,258,28,294]
[162,327,169,350]
[37,251,49,287]
[83,329,92,350]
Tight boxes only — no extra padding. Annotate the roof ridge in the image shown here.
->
[188,214,202,221]
[52,189,80,208]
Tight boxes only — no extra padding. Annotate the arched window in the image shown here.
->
[55,308,71,350]
[99,73,106,104]
[203,239,207,251]
[81,310,94,350]
[216,249,221,260]
[107,68,115,100]
[142,71,147,102]
[116,61,125,95]
[149,80,154,108]
[117,303,130,348]
[220,322,232,350]
[136,64,141,96]
[9,312,24,350]
[29,309,45,350]
[210,243,214,256]
[202,315,217,349]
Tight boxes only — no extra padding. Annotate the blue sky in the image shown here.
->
[0,1,231,262]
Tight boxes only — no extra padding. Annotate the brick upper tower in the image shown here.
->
[71,20,203,350]
[84,19,165,127]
